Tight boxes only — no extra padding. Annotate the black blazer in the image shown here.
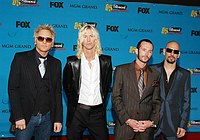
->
[63,55,112,127]
[151,62,191,136]
[8,49,63,124]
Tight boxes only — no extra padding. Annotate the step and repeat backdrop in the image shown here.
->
[0,0,200,138]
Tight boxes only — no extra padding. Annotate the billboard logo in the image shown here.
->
[53,42,65,50]
[129,46,137,54]
[12,0,38,6]
[138,7,150,14]
[50,2,64,8]
[73,45,77,51]
[106,25,119,32]
[188,68,200,75]
[16,21,30,28]
[191,10,200,18]
[161,27,182,35]
[105,4,127,12]
[191,30,200,36]
[74,22,97,30]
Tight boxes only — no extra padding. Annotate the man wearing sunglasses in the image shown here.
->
[8,24,63,140]
[152,41,191,140]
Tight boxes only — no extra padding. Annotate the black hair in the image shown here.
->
[137,39,154,49]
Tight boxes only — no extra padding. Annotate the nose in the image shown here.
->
[43,39,47,43]
[87,36,91,42]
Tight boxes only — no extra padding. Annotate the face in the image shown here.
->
[81,29,96,51]
[164,42,180,64]
[34,29,54,56]
[136,41,153,63]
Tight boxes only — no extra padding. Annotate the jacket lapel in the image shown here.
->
[72,58,81,94]
[26,49,41,99]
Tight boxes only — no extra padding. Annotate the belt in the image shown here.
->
[77,103,103,111]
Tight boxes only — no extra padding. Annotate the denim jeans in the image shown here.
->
[15,112,52,140]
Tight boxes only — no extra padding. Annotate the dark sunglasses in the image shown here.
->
[166,48,180,54]
[37,36,53,43]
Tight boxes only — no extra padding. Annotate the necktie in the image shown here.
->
[138,69,144,99]
[38,57,46,78]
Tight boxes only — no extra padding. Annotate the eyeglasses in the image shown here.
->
[37,36,53,43]
[166,48,180,54]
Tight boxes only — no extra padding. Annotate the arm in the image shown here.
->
[112,66,130,125]
[8,54,24,122]
[179,71,191,131]
[63,58,73,97]
[54,60,63,131]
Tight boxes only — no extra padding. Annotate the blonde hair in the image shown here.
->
[34,24,55,39]
[76,25,102,59]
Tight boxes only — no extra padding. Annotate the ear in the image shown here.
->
[177,52,180,58]
[163,48,166,55]
[135,48,138,55]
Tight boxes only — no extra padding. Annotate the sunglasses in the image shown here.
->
[37,36,53,43]
[166,48,180,54]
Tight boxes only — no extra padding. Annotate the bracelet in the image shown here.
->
[151,121,157,128]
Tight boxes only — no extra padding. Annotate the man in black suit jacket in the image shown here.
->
[112,39,161,140]
[8,24,63,140]
[63,25,112,140]
[152,41,191,140]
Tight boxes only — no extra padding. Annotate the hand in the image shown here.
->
[138,120,153,132]
[15,119,26,130]
[54,122,62,133]
[177,127,186,138]
[126,119,139,132]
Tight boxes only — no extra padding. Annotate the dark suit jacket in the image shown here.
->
[112,62,161,140]
[151,62,191,137]
[63,55,112,127]
[8,49,63,124]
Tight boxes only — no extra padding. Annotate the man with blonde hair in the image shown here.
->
[63,25,112,140]
[8,24,63,140]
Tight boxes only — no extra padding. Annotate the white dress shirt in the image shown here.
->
[78,53,102,106]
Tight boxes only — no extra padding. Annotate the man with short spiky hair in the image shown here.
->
[8,24,63,140]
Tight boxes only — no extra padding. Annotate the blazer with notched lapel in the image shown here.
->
[151,62,191,136]
[112,62,161,140]
[8,49,63,125]
[63,55,112,127]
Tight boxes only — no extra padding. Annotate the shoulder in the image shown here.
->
[177,66,190,76]
[67,55,79,63]
[48,55,61,65]
[13,50,33,60]
[115,63,131,71]
[99,54,111,61]
[150,63,162,70]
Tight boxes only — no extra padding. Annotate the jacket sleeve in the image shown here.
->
[150,71,161,126]
[8,53,24,122]
[112,66,130,125]
[54,60,63,123]
[180,71,191,129]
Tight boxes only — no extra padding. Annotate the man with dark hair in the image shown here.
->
[112,39,161,140]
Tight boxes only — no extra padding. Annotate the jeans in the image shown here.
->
[15,112,52,140]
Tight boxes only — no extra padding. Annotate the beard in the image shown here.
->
[137,54,150,63]
[166,56,176,64]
